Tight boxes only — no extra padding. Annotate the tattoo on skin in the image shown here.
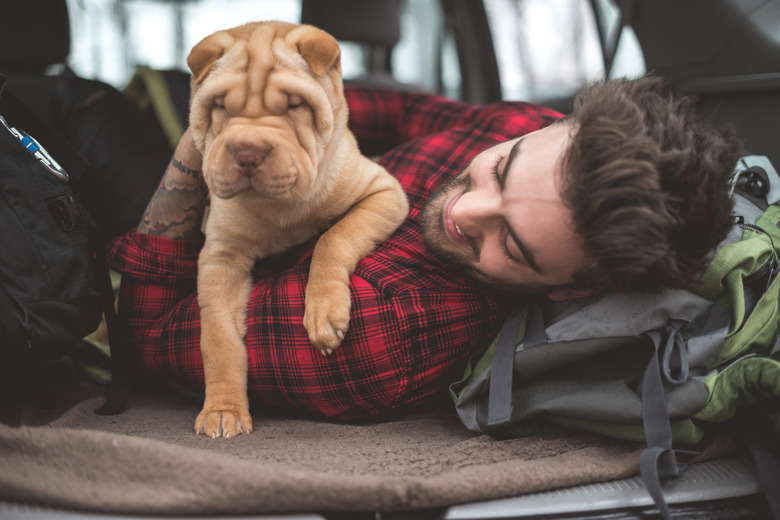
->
[172,157,201,179]
[137,157,207,239]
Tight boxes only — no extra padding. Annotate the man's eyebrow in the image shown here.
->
[497,137,523,190]
[499,136,544,275]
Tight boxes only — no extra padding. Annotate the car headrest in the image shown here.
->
[300,0,401,48]
[0,0,71,72]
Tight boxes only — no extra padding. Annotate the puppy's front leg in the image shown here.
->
[304,167,408,353]
[196,245,255,437]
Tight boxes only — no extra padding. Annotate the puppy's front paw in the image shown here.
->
[304,281,351,354]
[195,404,253,438]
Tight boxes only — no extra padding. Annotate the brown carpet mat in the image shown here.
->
[0,361,731,517]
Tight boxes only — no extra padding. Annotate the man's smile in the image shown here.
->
[444,189,469,246]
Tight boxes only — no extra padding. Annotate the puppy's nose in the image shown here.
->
[235,150,267,176]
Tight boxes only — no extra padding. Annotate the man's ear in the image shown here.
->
[546,286,597,302]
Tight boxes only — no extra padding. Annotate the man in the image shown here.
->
[108,75,741,421]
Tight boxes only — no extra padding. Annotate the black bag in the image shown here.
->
[0,75,127,413]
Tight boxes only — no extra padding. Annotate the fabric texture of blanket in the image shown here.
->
[0,359,732,516]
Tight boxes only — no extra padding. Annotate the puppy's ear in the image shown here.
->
[187,31,234,83]
[295,26,341,76]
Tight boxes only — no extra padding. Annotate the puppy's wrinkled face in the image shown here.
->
[188,21,347,202]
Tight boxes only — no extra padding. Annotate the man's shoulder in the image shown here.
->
[354,227,490,299]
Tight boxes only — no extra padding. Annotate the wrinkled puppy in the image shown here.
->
[188,21,409,438]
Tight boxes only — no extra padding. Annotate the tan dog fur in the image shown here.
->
[188,21,408,438]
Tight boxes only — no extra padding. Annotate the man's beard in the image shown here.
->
[419,173,549,295]
[420,174,474,270]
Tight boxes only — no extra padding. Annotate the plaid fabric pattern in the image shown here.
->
[107,87,562,421]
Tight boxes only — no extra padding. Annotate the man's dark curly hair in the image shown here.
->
[559,75,743,292]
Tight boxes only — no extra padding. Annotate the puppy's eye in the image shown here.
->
[288,95,305,110]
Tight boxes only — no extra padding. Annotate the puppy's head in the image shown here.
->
[187,21,347,201]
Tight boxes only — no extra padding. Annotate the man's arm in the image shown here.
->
[344,87,485,157]
[137,128,207,240]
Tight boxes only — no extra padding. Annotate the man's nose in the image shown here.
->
[452,191,501,238]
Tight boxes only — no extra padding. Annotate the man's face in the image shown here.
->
[420,122,593,299]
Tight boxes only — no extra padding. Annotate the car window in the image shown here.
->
[66,0,644,104]
[484,0,645,103]
[67,0,451,93]
[66,0,303,87]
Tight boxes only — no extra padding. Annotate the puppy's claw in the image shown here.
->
[195,401,253,438]
[326,348,333,355]
[303,283,351,352]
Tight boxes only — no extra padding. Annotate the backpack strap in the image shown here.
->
[639,326,699,520]
[733,409,780,518]
[92,234,130,416]
[486,306,525,428]
[486,303,550,430]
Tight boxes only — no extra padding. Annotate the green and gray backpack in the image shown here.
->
[451,155,780,519]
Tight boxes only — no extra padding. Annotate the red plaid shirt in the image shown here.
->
[107,87,561,421]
